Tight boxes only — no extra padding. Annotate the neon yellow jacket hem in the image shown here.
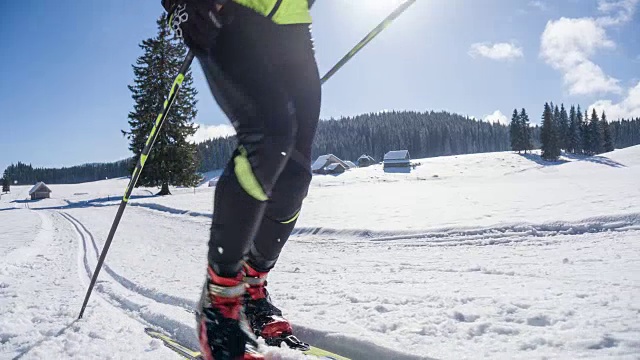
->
[232,0,312,24]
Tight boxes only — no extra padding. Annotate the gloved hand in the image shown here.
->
[161,0,225,56]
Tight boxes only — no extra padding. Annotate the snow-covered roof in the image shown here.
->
[29,182,51,195]
[311,155,332,171]
[358,154,374,160]
[312,154,348,171]
[384,150,410,161]
[325,163,345,171]
[344,161,357,168]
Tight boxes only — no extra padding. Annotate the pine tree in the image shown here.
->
[571,105,583,154]
[581,109,590,154]
[541,102,560,160]
[552,105,560,150]
[559,104,569,151]
[568,105,578,153]
[602,111,614,152]
[588,109,604,155]
[2,177,9,193]
[510,108,522,153]
[519,108,532,153]
[123,14,200,195]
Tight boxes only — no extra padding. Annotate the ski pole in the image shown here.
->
[78,51,195,319]
[320,0,416,84]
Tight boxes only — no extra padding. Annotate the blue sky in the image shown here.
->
[1,0,638,173]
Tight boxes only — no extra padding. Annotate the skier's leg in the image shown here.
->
[245,151,314,272]
[246,21,322,272]
[241,21,321,345]
[198,4,299,278]
[194,3,299,358]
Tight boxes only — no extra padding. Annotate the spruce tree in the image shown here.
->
[553,105,560,150]
[510,109,522,153]
[559,104,570,151]
[541,102,560,160]
[602,111,614,152]
[519,108,532,153]
[568,105,578,153]
[2,177,9,193]
[589,109,604,155]
[582,109,590,154]
[575,105,584,154]
[123,14,200,195]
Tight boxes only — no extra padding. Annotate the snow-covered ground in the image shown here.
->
[1,147,639,359]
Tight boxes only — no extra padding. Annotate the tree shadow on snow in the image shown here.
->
[519,153,568,166]
[562,153,626,168]
[10,198,46,204]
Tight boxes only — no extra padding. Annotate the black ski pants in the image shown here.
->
[196,2,321,277]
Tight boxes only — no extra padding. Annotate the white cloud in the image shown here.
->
[597,0,639,25]
[469,42,524,61]
[529,0,548,11]
[188,123,236,143]
[539,0,638,96]
[589,81,640,120]
[540,17,620,95]
[483,110,509,125]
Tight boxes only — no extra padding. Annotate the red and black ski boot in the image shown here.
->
[243,262,310,351]
[196,266,264,360]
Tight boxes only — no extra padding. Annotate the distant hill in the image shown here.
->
[5,111,638,185]
[2,159,133,185]
[195,110,532,173]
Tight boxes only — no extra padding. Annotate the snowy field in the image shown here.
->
[1,147,639,359]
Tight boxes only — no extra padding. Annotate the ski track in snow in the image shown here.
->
[292,212,640,246]
[30,196,640,250]
[57,211,204,353]
[39,198,640,250]
[55,210,420,360]
[1,210,178,360]
[59,212,197,312]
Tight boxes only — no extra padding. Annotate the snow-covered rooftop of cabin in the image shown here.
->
[384,150,409,160]
[28,181,51,195]
[311,154,343,171]
[325,163,345,171]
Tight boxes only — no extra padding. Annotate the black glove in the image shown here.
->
[161,0,226,56]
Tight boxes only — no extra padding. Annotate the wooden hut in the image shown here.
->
[311,154,350,174]
[383,150,411,168]
[324,163,347,174]
[357,154,376,167]
[29,182,52,200]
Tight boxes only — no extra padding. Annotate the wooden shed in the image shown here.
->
[357,154,376,167]
[344,161,357,169]
[311,154,350,174]
[383,150,411,168]
[29,182,52,200]
[324,163,347,174]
